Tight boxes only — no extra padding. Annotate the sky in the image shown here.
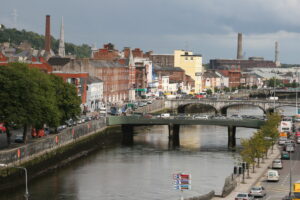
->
[1,0,300,64]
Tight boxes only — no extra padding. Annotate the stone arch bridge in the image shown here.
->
[165,99,300,114]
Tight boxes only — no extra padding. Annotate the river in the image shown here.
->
[0,106,296,200]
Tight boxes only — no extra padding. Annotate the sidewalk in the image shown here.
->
[212,146,281,200]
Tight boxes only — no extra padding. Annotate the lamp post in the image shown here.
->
[296,70,299,115]
[288,151,293,198]
[0,164,29,199]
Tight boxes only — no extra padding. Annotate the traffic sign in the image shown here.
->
[173,173,191,191]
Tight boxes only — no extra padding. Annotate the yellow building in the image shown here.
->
[174,50,203,93]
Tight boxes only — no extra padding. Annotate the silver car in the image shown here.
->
[235,193,254,200]
[249,186,266,197]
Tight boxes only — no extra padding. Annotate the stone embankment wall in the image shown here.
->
[184,190,215,200]
[220,174,238,197]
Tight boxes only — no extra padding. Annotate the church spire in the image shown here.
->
[58,17,65,57]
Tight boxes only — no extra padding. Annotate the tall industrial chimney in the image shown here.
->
[275,41,280,67]
[237,33,243,59]
[44,15,51,53]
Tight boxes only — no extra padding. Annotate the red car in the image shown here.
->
[0,123,6,133]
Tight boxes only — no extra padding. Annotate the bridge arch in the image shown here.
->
[220,104,266,115]
[178,103,218,114]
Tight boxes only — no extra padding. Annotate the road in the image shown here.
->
[256,137,300,199]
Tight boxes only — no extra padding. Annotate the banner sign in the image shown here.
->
[173,173,191,191]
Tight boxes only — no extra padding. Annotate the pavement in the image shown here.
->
[212,145,281,200]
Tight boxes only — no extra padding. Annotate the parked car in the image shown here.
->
[281,151,290,160]
[249,186,266,197]
[234,192,254,200]
[272,159,283,169]
[14,134,24,143]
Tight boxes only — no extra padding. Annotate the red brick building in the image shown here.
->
[217,66,241,88]
[49,58,129,103]
[92,43,119,61]
[52,72,89,106]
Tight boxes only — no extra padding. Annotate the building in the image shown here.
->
[153,65,194,94]
[174,50,204,93]
[86,77,103,112]
[210,58,276,70]
[49,58,129,104]
[147,52,174,68]
[52,71,89,111]
[217,66,241,88]
[92,43,120,61]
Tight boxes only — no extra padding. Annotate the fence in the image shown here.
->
[0,118,106,165]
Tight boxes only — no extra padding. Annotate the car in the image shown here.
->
[285,144,295,152]
[193,115,210,119]
[284,140,295,147]
[160,113,170,118]
[281,151,290,160]
[230,114,243,120]
[272,159,283,169]
[249,186,266,197]
[297,137,300,144]
[278,137,287,145]
[14,134,24,143]
[234,192,254,200]
[267,169,279,182]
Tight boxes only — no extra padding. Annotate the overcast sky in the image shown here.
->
[1,0,300,64]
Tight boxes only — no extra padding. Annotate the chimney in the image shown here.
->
[237,33,243,59]
[45,15,51,53]
[275,41,280,67]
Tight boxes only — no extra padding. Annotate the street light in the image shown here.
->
[289,151,292,198]
[271,70,279,111]
[0,164,29,198]
[296,69,299,115]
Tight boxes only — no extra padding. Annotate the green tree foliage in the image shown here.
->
[49,75,81,124]
[0,63,81,145]
[240,113,280,172]
[0,27,91,58]
[267,77,282,87]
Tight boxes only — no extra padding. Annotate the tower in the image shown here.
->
[237,33,243,59]
[58,17,65,57]
[44,15,51,53]
[128,49,136,88]
[275,41,280,67]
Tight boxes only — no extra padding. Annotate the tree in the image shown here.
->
[240,138,256,175]
[49,75,81,125]
[0,63,81,145]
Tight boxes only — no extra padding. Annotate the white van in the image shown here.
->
[267,170,279,182]
[160,113,170,118]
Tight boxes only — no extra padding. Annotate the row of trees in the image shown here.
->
[0,26,91,58]
[0,63,81,145]
[240,112,281,174]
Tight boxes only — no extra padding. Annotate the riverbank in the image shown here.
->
[0,121,123,191]
[212,145,281,199]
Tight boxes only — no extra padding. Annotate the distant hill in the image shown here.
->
[0,25,91,58]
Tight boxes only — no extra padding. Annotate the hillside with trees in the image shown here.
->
[0,25,91,58]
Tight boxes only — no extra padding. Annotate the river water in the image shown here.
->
[0,106,296,200]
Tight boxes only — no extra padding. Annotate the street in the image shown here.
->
[257,137,300,199]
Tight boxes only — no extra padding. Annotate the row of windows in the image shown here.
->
[185,57,194,60]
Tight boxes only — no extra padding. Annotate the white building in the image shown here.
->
[86,77,103,112]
